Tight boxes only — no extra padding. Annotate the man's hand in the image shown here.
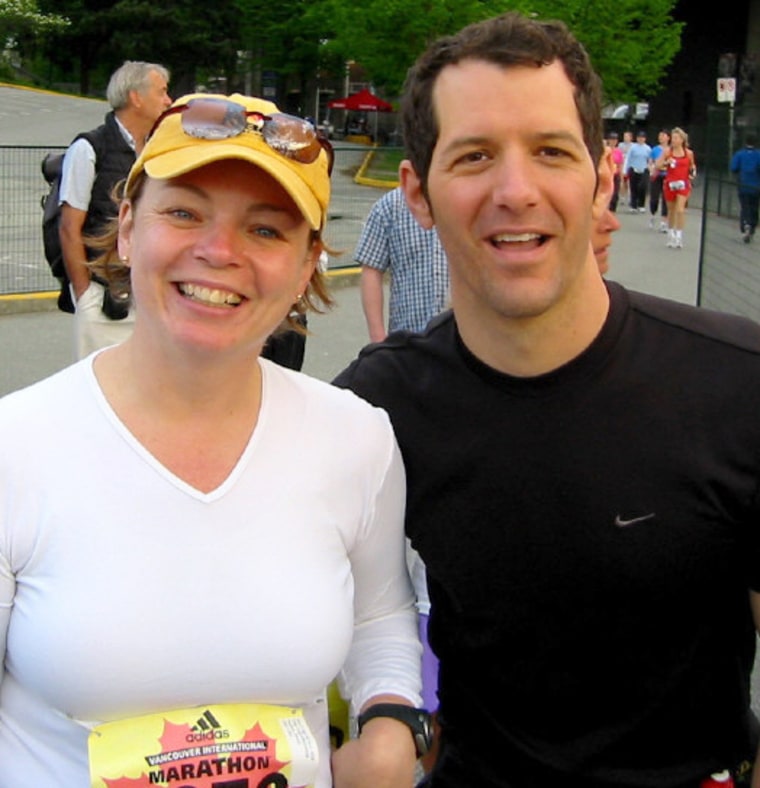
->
[59,203,93,300]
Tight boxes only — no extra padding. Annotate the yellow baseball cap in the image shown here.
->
[127,93,331,230]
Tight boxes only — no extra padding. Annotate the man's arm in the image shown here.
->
[360,266,387,343]
[59,203,92,300]
[331,693,417,787]
[58,138,97,301]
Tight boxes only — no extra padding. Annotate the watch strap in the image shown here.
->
[356,703,432,758]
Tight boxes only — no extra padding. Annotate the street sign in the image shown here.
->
[717,78,736,103]
[634,102,649,120]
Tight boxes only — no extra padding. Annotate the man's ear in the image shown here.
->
[399,159,435,230]
[592,148,615,221]
[128,88,143,111]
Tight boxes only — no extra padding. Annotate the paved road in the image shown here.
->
[0,83,109,146]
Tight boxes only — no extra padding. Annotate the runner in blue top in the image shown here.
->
[622,129,651,212]
[731,131,760,243]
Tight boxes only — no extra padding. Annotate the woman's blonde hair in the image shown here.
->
[670,127,689,147]
[87,171,335,333]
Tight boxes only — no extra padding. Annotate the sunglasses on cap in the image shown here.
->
[148,97,334,176]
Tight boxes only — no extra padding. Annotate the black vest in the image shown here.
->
[75,111,136,244]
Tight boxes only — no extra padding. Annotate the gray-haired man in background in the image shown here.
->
[59,60,171,357]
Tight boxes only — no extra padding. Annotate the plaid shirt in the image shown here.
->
[354,187,449,334]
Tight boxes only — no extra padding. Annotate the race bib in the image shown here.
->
[88,702,319,788]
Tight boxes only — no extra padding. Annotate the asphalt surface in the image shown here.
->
[0,83,109,146]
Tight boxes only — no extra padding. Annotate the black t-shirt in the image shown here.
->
[334,282,760,787]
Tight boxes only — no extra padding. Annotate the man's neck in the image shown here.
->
[453,264,611,378]
[114,108,150,154]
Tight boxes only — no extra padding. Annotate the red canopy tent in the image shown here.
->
[327,89,393,140]
[327,88,393,112]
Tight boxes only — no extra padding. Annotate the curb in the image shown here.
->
[0,81,103,101]
[0,292,59,315]
[0,81,61,96]
[354,149,399,190]
[0,268,363,316]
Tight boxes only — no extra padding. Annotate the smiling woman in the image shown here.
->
[0,93,425,788]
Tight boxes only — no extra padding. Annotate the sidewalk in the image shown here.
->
[0,205,702,398]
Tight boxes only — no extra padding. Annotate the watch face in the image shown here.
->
[413,710,433,754]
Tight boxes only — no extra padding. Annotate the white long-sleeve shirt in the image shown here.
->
[0,357,421,787]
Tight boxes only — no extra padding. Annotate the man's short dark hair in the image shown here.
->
[400,11,604,196]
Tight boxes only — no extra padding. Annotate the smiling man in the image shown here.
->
[334,11,760,787]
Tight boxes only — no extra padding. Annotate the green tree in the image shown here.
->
[0,0,68,38]
[233,0,342,114]
[514,0,683,105]
[313,0,514,96]
[20,0,682,114]
[312,0,682,105]
[36,0,123,93]
[35,0,241,94]
[0,0,68,83]
[106,0,241,93]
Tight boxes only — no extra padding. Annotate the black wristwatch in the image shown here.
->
[356,703,433,758]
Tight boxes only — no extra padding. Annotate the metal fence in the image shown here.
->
[0,144,391,298]
[0,145,60,295]
[698,104,760,321]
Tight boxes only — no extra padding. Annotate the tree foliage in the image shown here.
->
[316,0,682,103]
[310,0,515,96]
[0,0,68,44]
[511,0,683,105]
[35,0,241,93]
[18,0,681,109]
[234,0,335,109]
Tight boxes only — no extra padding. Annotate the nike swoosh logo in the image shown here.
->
[614,513,656,527]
